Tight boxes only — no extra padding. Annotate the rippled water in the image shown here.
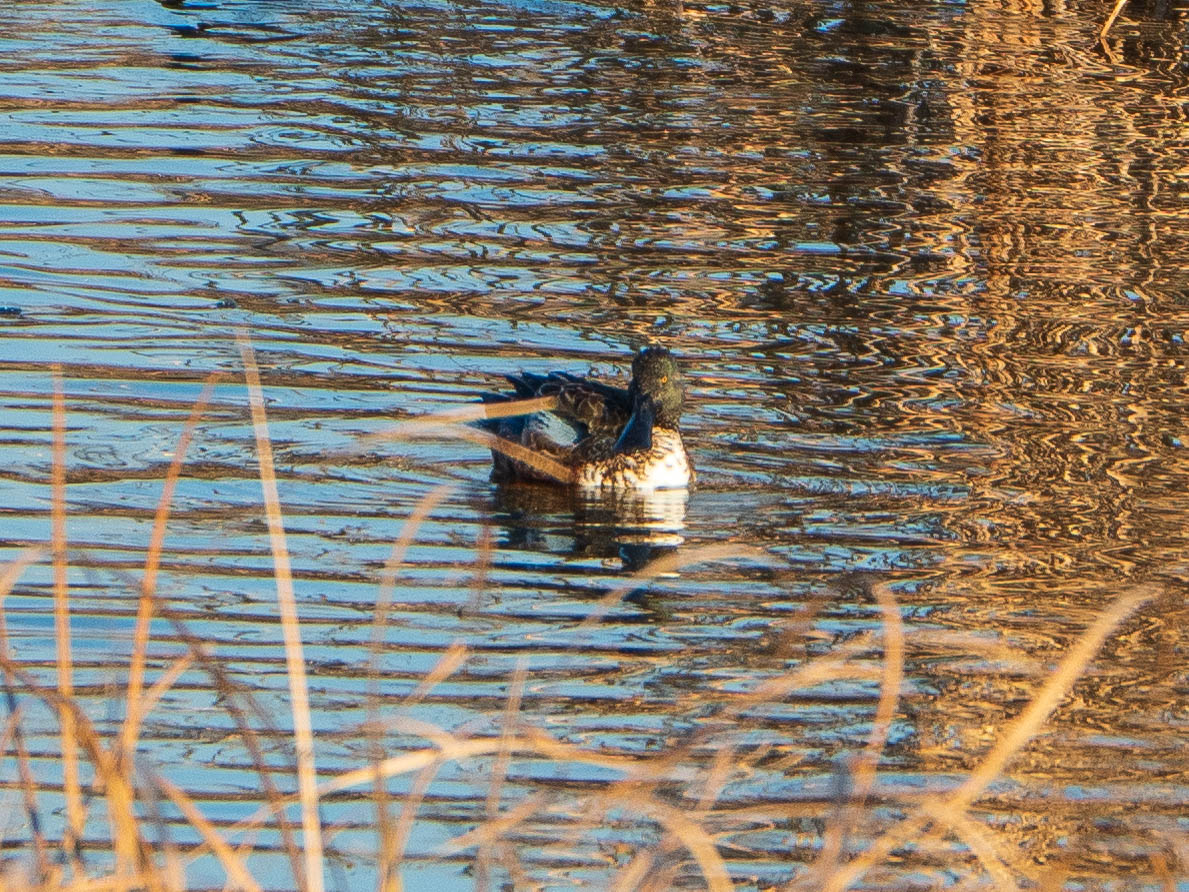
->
[1,0,1187,888]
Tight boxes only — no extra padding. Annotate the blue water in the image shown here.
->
[0,0,1186,888]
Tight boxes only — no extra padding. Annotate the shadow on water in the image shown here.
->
[0,0,1186,887]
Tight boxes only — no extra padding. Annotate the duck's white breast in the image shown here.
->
[576,429,691,491]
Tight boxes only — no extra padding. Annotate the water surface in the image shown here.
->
[0,0,1186,888]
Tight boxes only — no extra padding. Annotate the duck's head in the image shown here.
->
[630,346,685,428]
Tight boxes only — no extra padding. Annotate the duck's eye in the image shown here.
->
[660,375,668,383]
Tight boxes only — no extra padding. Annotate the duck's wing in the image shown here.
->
[504,370,633,438]
[475,390,580,482]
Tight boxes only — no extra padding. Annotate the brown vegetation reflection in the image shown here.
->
[0,349,1175,891]
[0,0,1187,889]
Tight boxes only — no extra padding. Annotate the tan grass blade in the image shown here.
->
[0,653,146,886]
[115,586,303,884]
[356,395,572,484]
[940,810,1022,892]
[610,849,656,892]
[0,690,49,882]
[607,791,731,892]
[815,583,1160,892]
[153,774,263,892]
[475,658,526,890]
[1101,0,1129,36]
[386,745,441,887]
[232,729,655,837]
[400,643,468,711]
[358,396,557,443]
[439,425,572,484]
[156,626,301,883]
[812,582,906,881]
[435,793,550,857]
[135,654,195,725]
[238,332,323,892]
[50,367,86,867]
[0,548,49,881]
[0,548,45,602]
[948,583,1158,808]
[120,373,220,770]
[369,483,457,693]
[368,482,455,892]
[855,582,903,797]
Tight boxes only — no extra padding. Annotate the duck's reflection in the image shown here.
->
[488,484,689,571]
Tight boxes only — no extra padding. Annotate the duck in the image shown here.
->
[476,346,693,490]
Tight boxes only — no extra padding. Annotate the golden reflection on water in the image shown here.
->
[0,0,1186,888]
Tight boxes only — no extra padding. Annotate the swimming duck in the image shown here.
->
[477,346,693,490]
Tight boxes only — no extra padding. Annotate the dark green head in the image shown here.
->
[629,346,685,428]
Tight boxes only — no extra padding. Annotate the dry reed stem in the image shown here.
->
[1101,0,1129,36]
[0,548,45,602]
[31,876,162,892]
[1150,851,1177,892]
[192,620,309,878]
[144,608,303,884]
[132,775,185,892]
[356,395,571,483]
[375,713,478,875]
[61,552,300,875]
[940,810,1022,892]
[359,396,558,442]
[368,483,456,695]
[51,366,86,868]
[231,727,662,839]
[369,483,457,680]
[436,793,550,857]
[367,482,456,892]
[719,634,879,723]
[442,424,572,483]
[608,790,732,892]
[2,685,49,882]
[444,771,731,889]
[0,706,19,766]
[0,654,147,886]
[810,583,905,882]
[440,628,882,879]
[610,850,656,892]
[476,658,527,891]
[816,583,1159,892]
[152,773,263,892]
[135,654,195,726]
[238,331,324,892]
[694,745,737,814]
[120,373,220,770]
[946,583,1157,808]
[385,745,441,887]
[464,522,493,614]
[401,643,468,710]
[0,549,51,881]
[855,583,903,797]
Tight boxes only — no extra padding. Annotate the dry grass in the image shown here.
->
[0,360,1180,891]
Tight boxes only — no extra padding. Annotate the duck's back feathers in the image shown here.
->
[502,370,633,439]
[476,348,691,490]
